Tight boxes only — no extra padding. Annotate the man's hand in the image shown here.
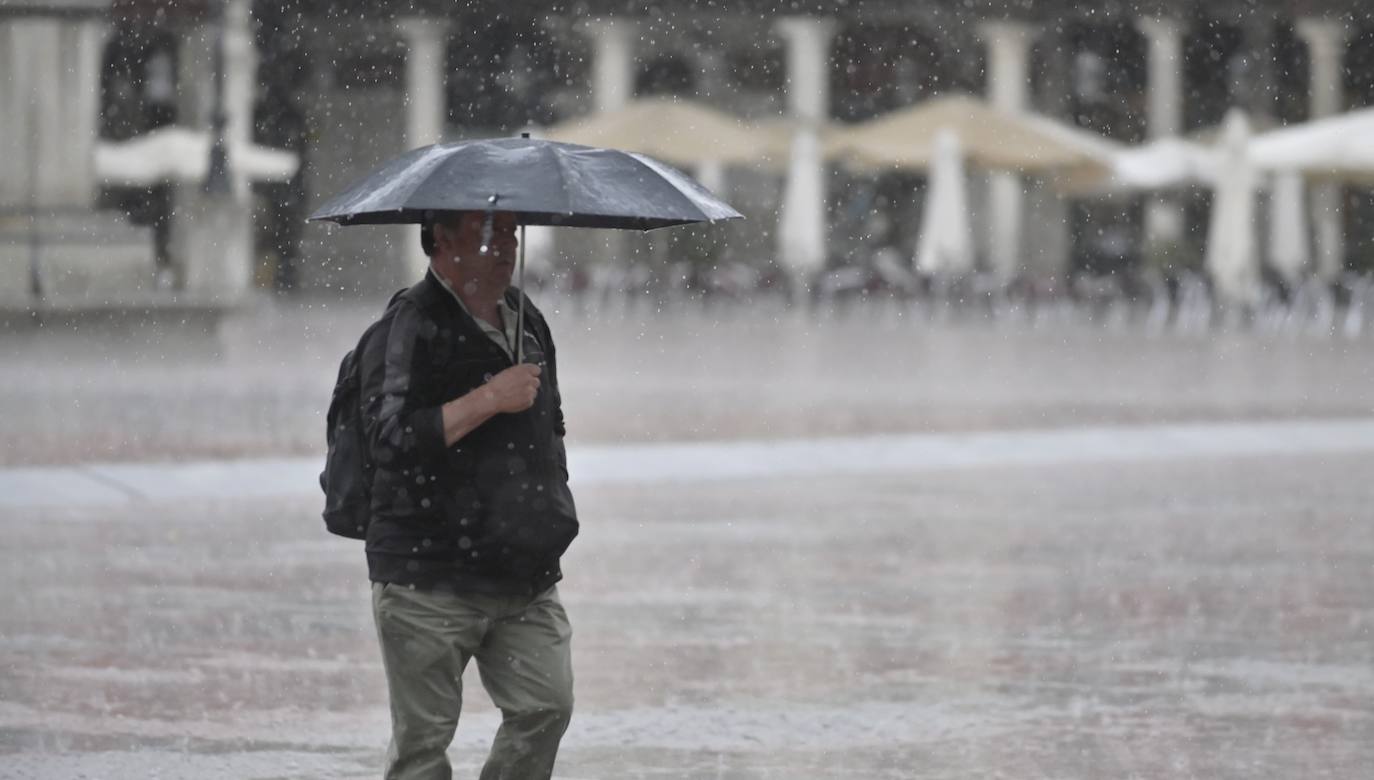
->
[441,364,542,447]
[481,363,542,414]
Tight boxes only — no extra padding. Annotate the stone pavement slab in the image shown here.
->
[5,418,1374,509]
[2,451,1371,778]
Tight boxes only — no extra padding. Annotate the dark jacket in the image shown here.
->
[357,272,578,595]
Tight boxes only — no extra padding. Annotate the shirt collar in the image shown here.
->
[428,268,514,318]
[428,269,518,354]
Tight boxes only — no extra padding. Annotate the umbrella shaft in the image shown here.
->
[516,224,526,364]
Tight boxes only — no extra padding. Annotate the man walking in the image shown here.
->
[357,210,578,779]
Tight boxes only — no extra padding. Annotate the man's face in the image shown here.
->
[436,211,519,292]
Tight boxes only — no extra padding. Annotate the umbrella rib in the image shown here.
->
[623,153,724,223]
[547,145,578,220]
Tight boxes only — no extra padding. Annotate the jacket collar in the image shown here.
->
[417,270,521,344]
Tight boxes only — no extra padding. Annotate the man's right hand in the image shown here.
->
[482,363,542,414]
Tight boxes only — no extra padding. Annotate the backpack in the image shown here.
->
[319,287,409,539]
[318,283,553,539]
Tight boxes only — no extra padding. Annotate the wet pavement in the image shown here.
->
[2,301,1372,777]
[3,447,1372,778]
[3,297,1373,465]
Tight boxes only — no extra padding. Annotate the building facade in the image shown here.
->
[35,0,1374,300]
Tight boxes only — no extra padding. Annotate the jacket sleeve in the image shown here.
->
[548,332,569,479]
[358,299,448,478]
[537,305,566,438]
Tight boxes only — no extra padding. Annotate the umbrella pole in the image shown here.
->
[516,223,526,364]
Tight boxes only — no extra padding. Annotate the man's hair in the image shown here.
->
[420,221,437,257]
[420,212,466,257]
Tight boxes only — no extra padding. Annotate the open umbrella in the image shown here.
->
[540,97,765,169]
[309,135,740,229]
[309,135,742,359]
[825,94,1113,181]
[1250,107,1374,182]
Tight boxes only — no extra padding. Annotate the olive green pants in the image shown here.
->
[372,582,574,780]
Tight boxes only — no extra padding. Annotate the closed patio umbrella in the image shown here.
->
[775,126,828,288]
[914,129,974,278]
[1267,172,1310,286]
[1205,110,1262,307]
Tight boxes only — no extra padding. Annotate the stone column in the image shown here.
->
[66,17,105,205]
[171,0,258,300]
[575,18,639,295]
[695,45,729,103]
[580,18,637,112]
[1239,18,1278,124]
[774,15,836,298]
[222,0,256,195]
[177,21,215,129]
[396,16,451,279]
[1024,28,1072,283]
[0,13,103,209]
[0,22,29,210]
[693,47,730,193]
[0,2,155,306]
[398,16,450,149]
[166,16,212,293]
[977,20,1033,283]
[1137,17,1188,261]
[1297,18,1350,281]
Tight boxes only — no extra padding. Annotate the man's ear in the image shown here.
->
[433,222,456,257]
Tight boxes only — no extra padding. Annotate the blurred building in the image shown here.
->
[6,0,1374,304]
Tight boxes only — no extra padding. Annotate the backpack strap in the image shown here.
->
[401,272,446,313]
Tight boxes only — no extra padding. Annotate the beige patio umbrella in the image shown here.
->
[826,94,1113,180]
[542,97,778,169]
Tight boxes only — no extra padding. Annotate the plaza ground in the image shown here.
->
[1,301,1372,778]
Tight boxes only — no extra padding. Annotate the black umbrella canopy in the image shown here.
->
[308,136,743,230]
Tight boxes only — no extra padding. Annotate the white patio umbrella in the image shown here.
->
[1107,137,1218,191]
[1205,110,1262,307]
[94,125,299,185]
[1267,172,1310,285]
[776,126,827,286]
[1250,107,1374,181]
[914,129,974,278]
